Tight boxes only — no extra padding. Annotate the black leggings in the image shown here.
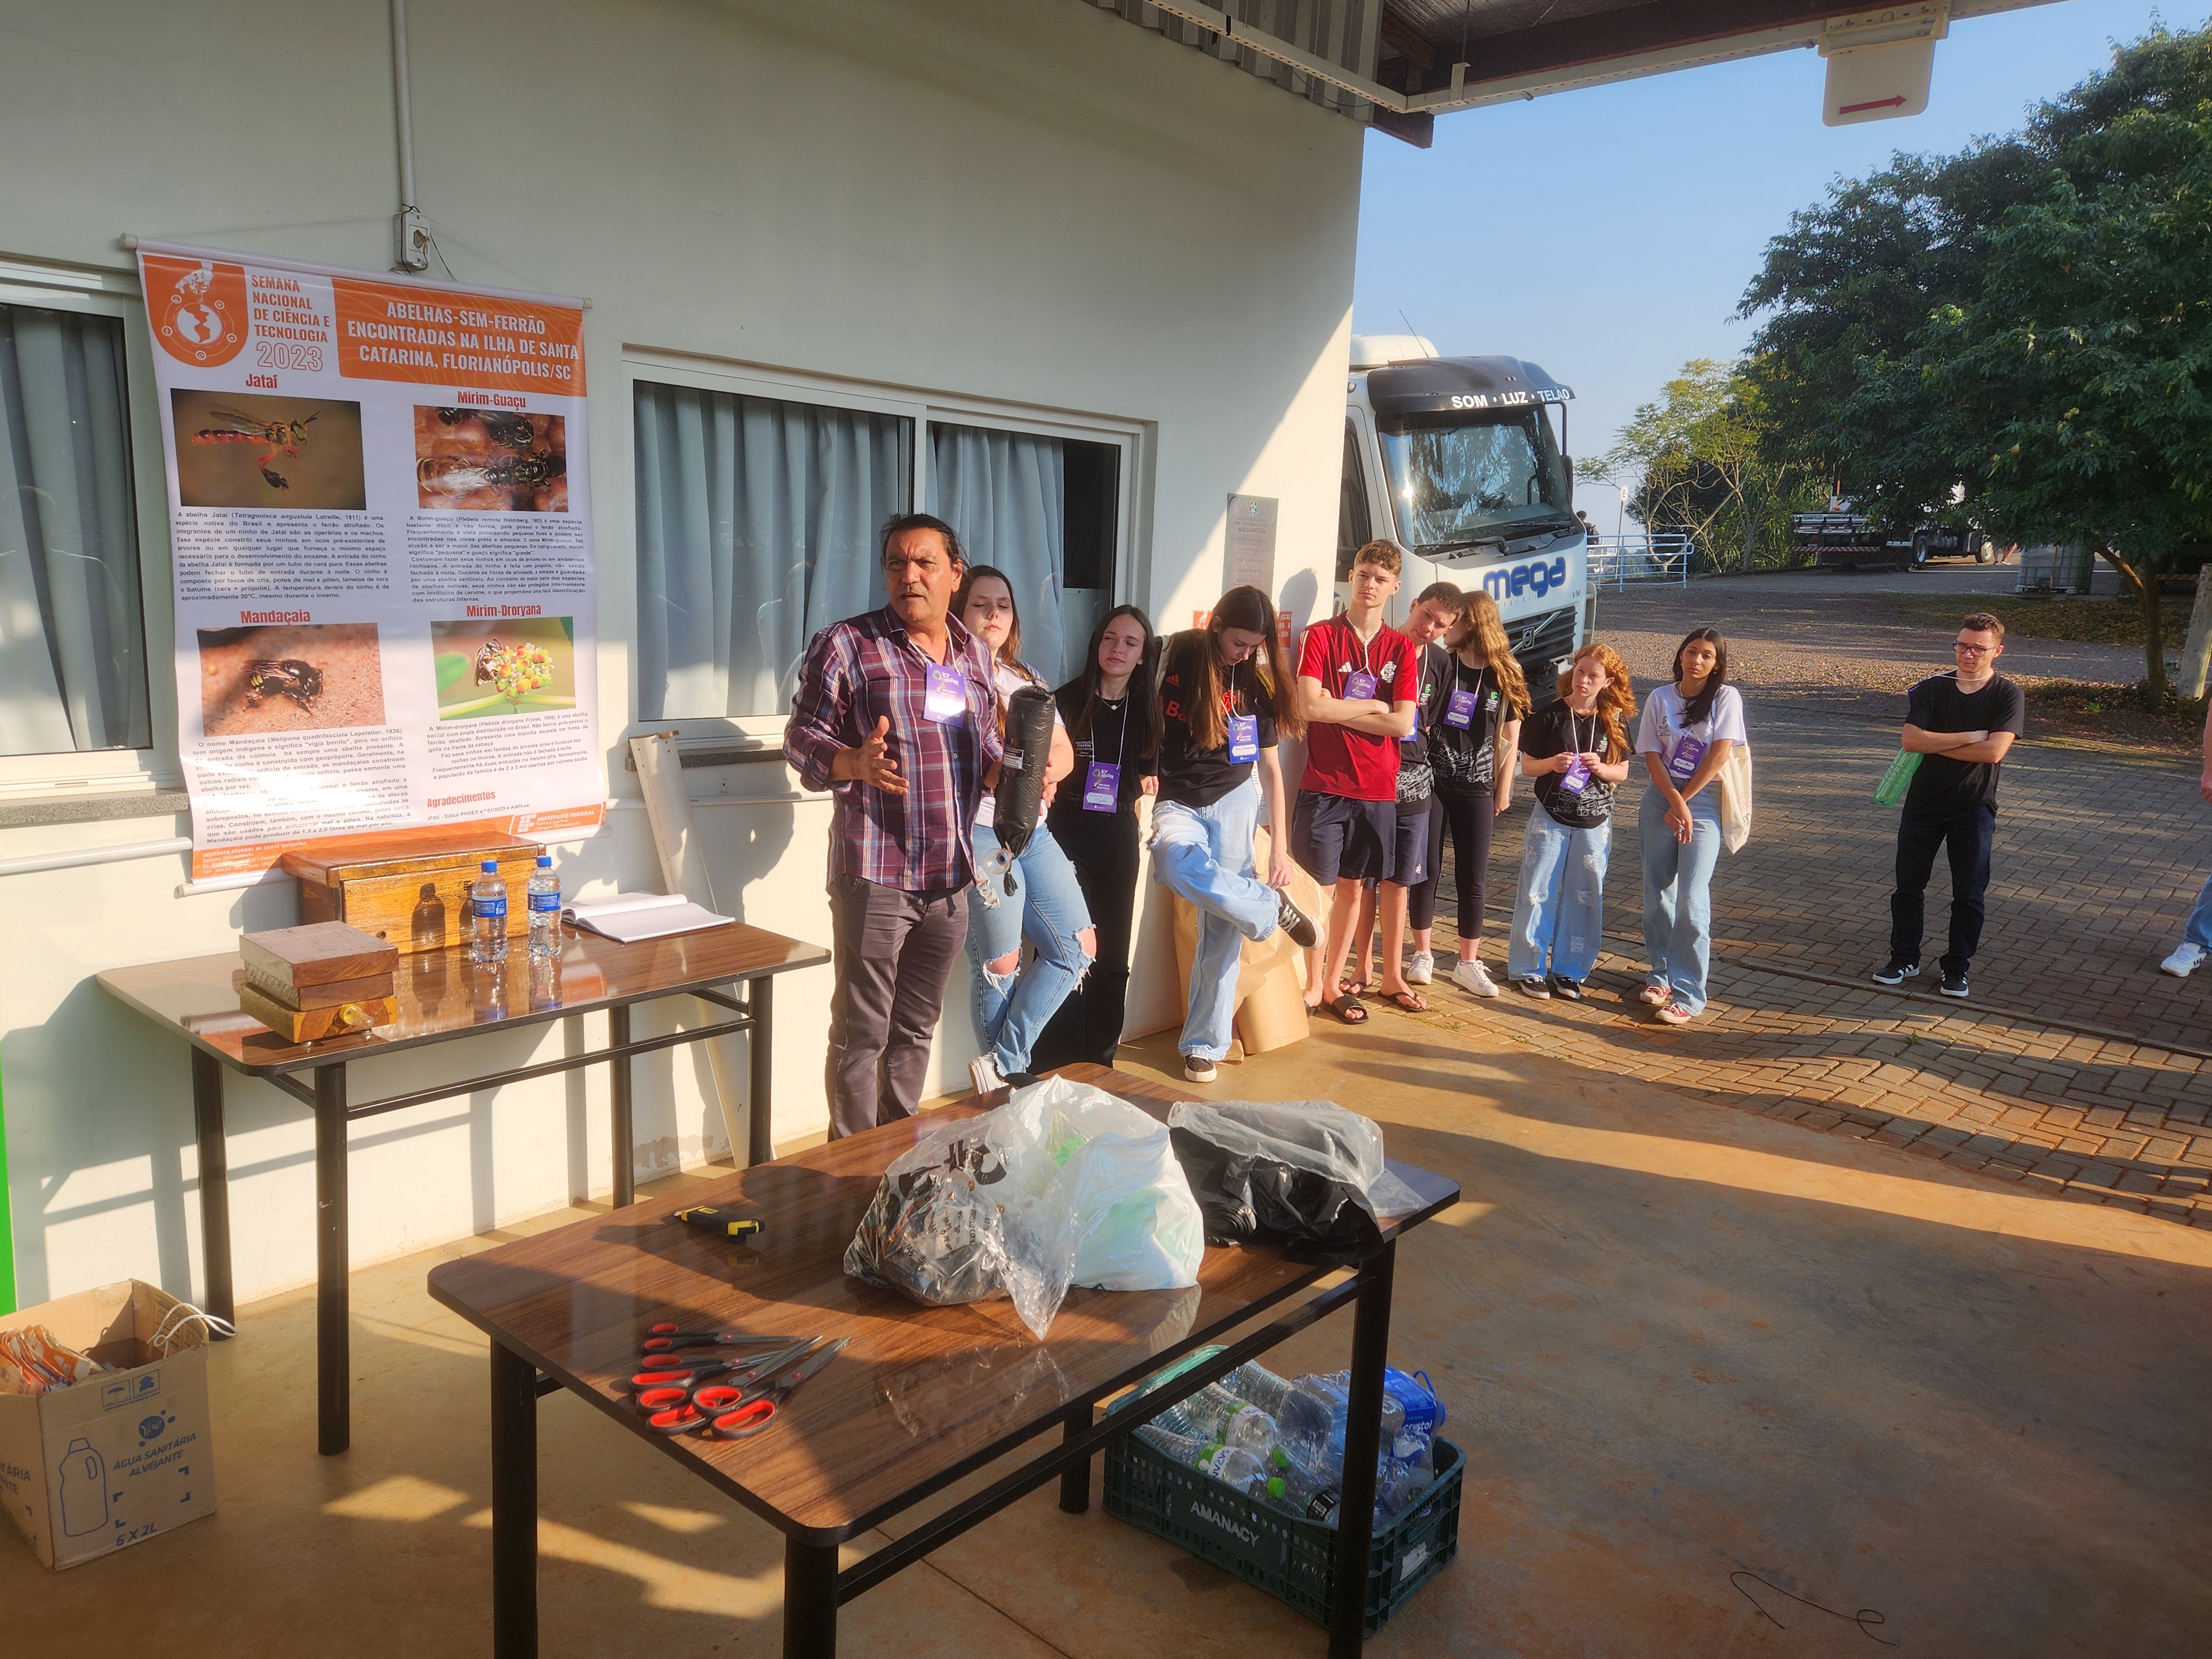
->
[1415,782,1497,943]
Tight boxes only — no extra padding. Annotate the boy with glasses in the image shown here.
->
[1873,612,2024,999]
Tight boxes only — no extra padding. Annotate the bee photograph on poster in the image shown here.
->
[172,390,367,509]
[413,404,568,512]
[431,617,576,718]
[197,622,385,734]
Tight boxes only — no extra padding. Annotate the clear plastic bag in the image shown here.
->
[1166,1099,1425,1262]
[843,1075,1204,1339]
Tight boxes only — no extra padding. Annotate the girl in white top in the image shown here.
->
[1635,627,1746,1024]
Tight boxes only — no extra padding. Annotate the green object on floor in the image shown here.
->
[1875,748,1922,807]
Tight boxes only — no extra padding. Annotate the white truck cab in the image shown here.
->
[1339,335,1587,703]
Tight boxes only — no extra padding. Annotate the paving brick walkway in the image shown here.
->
[1366,573,2212,1227]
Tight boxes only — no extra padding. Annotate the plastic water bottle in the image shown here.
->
[1135,1422,1265,1495]
[1225,1361,1296,1414]
[1374,1457,1434,1524]
[470,858,508,964]
[1272,1375,1340,1462]
[526,854,560,961]
[1261,1445,1342,1525]
[1162,1390,1276,1455]
[1192,1440,1268,1495]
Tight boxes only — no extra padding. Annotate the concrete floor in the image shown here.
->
[8,1013,2210,1656]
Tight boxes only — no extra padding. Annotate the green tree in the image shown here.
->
[1578,358,1820,568]
[1931,27,2212,699]
[1741,23,2212,696]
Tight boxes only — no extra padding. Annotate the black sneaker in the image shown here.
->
[1871,961,1918,987]
[1938,971,1969,999]
[1276,890,1318,949]
[1549,978,1584,1001]
[1514,977,1551,999]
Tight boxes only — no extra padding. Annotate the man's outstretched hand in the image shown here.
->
[834,716,906,795]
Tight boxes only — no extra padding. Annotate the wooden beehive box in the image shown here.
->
[238,921,400,1040]
[281,831,540,955]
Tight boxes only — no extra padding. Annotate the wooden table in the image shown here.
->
[98,921,829,1455]
[427,1063,1460,1658]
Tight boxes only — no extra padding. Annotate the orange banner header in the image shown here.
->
[332,279,586,397]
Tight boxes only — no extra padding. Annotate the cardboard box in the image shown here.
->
[0,1280,217,1570]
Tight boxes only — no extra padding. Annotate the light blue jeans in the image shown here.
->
[1640,785,1724,1013]
[1506,799,1611,984]
[2183,872,2212,951]
[967,821,1093,1075]
[1150,779,1280,1062]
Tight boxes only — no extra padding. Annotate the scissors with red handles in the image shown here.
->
[699,1337,849,1440]
[640,1324,796,1355]
[631,1338,820,1432]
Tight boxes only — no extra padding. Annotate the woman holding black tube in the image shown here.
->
[1034,606,1161,1068]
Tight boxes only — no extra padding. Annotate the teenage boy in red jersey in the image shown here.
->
[1292,540,1418,1023]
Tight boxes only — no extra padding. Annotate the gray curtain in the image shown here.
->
[928,422,1085,685]
[0,304,149,755]
[634,382,912,718]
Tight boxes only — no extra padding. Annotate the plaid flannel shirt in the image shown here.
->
[784,606,1002,892]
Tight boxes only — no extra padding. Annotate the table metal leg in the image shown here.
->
[1329,1240,1396,1657]
[610,1004,634,1210]
[784,1537,839,1658]
[747,975,774,1167]
[1059,1406,1092,1514]
[188,1049,234,1335]
[491,1339,539,1659]
[314,1062,349,1456]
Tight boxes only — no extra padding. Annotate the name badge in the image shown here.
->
[1227,714,1259,763]
[1402,704,1421,747]
[1446,688,1477,728]
[1082,761,1120,812]
[1343,671,1378,702]
[1559,756,1592,795]
[924,662,966,724]
[1668,733,1708,782]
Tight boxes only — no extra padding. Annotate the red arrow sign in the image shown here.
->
[1839,95,1909,113]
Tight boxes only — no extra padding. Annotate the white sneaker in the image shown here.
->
[2161,942,2206,978]
[1182,1054,1219,1083]
[1407,951,1434,985]
[968,1055,1004,1095]
[1452,959,1499,998]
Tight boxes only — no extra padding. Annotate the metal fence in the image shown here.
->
[1585,532,1695,589]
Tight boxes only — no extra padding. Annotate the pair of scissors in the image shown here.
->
[632,1338,820,1431]
[698,1337,850,1441]
[641,1324,794,1355]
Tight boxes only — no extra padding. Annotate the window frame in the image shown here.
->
[0,257,177,799]
[618,347,1143,754]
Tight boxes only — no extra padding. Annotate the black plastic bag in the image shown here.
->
[1165,1100,1423,1265]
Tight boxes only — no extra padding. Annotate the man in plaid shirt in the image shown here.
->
[785,513,1002,1137]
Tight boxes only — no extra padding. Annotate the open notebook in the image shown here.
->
[562,891,733,943]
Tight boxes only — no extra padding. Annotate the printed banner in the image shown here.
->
[136,243,603,877]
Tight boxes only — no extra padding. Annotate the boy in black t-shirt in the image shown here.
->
[1873,612,2025,999]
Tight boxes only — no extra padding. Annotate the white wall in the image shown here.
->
[0,0,1362,1308]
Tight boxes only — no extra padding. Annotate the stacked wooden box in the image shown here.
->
[282,831,540,954]
[238,921,400,1042]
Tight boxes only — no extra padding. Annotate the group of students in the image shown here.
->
[1114,538,1748,1082]
[785,513,1746,1141]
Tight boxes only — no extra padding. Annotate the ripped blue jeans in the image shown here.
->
[966,820,1093,1075]
[1506,799,1611,984]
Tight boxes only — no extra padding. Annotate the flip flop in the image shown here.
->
[1324,993,1369,1025]
[1383,990,1428,1013]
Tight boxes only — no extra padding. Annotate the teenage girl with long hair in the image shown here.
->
[1507,641,1634,998]
[1032,605,1161,1068]
[1150,585,1316,1084]
[952,565,1093,1092]
[1421,592,1530,997]
[1637,627,1745,1024]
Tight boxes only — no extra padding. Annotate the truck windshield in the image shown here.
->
[1377,408,1574,550]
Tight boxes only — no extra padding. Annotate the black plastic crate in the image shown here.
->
[1103,1423,1462,1635]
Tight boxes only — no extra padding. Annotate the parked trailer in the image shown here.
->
[1791,510,1998,570]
